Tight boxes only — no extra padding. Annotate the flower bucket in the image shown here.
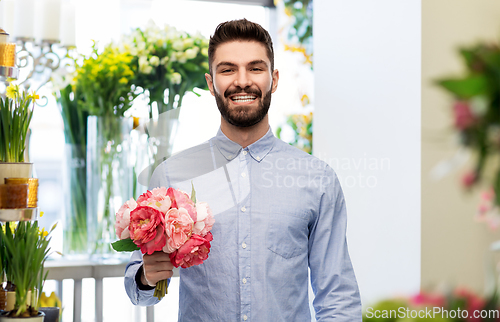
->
[38,307,59,322]
[0,289,6,310]
[0,311,44,321]
[5,290,31,312]
[87,116,134,258]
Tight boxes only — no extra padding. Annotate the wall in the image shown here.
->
[314,0,421,304]
[422,0,500,293]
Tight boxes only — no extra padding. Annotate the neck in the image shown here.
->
[220,116,269,148]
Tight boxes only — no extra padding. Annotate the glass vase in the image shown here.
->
[87,116,134,258]
[63,143,88,257]
[137,107,181,190]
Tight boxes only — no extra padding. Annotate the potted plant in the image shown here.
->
[0,221,55,320]
[0,83,38,182]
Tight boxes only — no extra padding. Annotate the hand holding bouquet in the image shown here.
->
[112,185,214,299]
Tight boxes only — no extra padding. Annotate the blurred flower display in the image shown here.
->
[363,288,500,321]
[277,112,313,154]
[436,41,500,224]
[119,20,209,117]
[276,0,313,67]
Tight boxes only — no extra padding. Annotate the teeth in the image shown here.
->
[232,95,256,102]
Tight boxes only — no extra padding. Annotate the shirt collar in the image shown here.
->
[213,127,275,162]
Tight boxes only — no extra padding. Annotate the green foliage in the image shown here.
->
[111,238,139,252]
[435,41,500,206]
[0,86,36,162]
[53,82,88,254]
[0,221,55,317]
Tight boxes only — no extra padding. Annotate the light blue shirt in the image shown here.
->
[125,128,362,321]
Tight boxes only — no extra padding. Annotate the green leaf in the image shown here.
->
[191,181,197,203]
[111,238,140,252]
[435,75,489,99]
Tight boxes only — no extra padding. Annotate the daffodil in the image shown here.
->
[6,83,19,99]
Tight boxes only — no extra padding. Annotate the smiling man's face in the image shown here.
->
[205,40,279,128]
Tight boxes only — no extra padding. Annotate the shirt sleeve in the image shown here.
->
[308,166,362,321]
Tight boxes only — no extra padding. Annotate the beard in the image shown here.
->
[214,85,272,128]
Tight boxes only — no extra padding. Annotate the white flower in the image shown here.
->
[139,64,153,74]
[172,40,184,51]
[138,56,148,65]
[149,56,160,67]
[470,96,488,117]
[137,41,146,52]
[176,52,187,64]
[169,72,182,84]
[160,56,169,66]
[183,38,194,48]
[184,47,199,60]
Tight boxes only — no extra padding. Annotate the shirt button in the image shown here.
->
[242,242,247,249]
[242,278,247,284]
[241,206,246,212]
[243,315,248,321]
[256,156,261,161]
[241,172,246,178]
[242,150,248,155]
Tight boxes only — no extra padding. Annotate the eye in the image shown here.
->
[251,67,263,72]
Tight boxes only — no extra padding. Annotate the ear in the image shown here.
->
[271,69,279,93]
[205,73,215,96]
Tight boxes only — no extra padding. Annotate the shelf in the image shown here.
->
[0,207,38,222]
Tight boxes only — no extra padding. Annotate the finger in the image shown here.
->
[144,269,174,286]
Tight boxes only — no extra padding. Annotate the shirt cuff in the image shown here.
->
[135,265,156,291]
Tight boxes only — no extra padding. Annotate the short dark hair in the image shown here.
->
[208,19,274,75]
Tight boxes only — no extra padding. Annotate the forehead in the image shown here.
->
[213,40,270,66]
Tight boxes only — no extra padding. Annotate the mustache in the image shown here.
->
[224,87,262,98]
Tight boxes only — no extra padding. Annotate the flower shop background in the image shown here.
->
[422,0,500,293]
[1,0,314,321]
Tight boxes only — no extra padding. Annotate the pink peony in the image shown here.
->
[167,188,197,222]
[163,207,194,253]
[129,206,166,255]
[115,198,137,240]
[409,291,446,308]
[169,232,213,268]
[461,171,477,188]
[137,187,172,214]
[453,101,476,130]
[454,288,486,321]
[192,202,215,236]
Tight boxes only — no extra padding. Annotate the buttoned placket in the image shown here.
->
[238,147,251,321]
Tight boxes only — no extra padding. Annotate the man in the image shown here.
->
[125,19,362,321]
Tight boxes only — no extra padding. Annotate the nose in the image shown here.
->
[234,68,252,88]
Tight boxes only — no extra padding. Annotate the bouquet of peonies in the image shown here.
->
[112,185,214,299]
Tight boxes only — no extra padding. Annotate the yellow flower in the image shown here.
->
[118,77,128,84]
[300,94,310,107]
[6,83,19,99]
[39,228,48,238]
[28,91,39,100]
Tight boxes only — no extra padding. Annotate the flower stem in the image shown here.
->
[153,279,168,300]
